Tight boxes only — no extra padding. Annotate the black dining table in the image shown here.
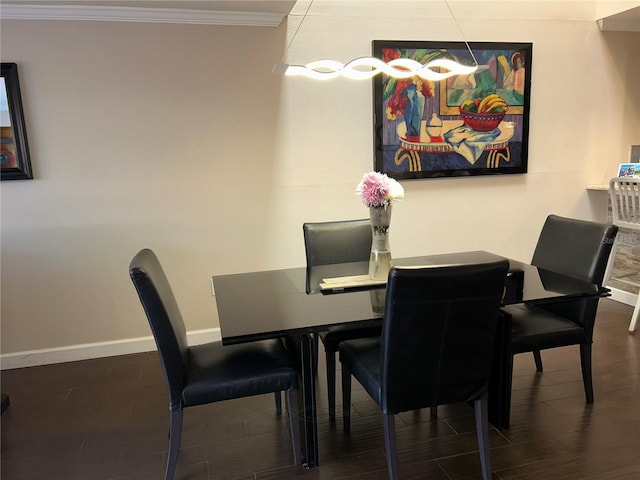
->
[212,250,608,469]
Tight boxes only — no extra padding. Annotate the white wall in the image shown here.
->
[1,1,639,361]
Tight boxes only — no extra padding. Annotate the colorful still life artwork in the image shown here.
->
[373,41,532,180]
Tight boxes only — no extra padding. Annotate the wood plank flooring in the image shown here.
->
[1,298,639,480]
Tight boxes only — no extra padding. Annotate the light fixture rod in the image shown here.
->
[279,0,315,64]
[274,0,480,80]
[443,0,479,68]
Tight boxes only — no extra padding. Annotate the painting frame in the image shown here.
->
[1,63,33,181]
[372,40,532,180]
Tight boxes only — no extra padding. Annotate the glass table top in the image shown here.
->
[213,250,604,344]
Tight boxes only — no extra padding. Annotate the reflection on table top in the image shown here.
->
[212,250,605,345]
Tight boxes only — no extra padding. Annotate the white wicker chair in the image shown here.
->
[606,177,640,332]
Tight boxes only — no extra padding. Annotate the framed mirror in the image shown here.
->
[1,63,32,180]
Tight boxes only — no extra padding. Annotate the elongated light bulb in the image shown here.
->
[273,56,478,81]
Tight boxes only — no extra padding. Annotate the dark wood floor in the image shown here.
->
[2,298,639,480]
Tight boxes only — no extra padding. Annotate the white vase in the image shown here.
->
[426,112,443,140]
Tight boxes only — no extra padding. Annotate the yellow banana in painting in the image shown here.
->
[489,103,508,113]
[484,97,506,107]
[477,94,501,113]
[484,97,508,112]
[484,95,504,112]
[478,94,509,113]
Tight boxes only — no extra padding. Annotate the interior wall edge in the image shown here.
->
[0,327,221,370]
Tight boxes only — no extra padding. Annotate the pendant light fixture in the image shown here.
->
[273,0,479,81]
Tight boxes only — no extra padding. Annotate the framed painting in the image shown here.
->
[373,41,532,180]
[1,63,33,180]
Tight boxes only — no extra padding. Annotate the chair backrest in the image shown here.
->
[531,214,617,287]
[609,177,640,231]
[530,215,618,339]
[129,248,189,411]
[303,219,371,267]
[380,260,509,414]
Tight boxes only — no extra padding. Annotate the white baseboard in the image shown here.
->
[3,287,634,371]
[607,286,638,307]
[0,328,221,370]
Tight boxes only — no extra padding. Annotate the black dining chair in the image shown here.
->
[501,215,617,423]
[129,248,301,480]
[340,260,510,480]
[303,219,383,421]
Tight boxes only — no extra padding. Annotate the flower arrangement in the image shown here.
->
[356,171,404,208]
[382,48,435,121]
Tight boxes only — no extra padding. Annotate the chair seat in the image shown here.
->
[505,303,586,354]
[319,322,382,352]
[339,337,382,405]
[183,339,298,408]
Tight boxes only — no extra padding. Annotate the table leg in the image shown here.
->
[284,334,318,468]
[488,309,512,430]
[299,334,318,468]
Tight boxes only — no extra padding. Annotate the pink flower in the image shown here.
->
[356,171,404,207]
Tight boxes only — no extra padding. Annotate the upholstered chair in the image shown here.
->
[340,261,509,480]
[129,249,301,480]
[303,219,383,421]
[502,215,618,424]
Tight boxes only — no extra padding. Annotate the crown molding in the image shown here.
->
[0,4,286,27]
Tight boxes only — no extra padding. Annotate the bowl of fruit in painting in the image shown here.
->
[459,94,508,131]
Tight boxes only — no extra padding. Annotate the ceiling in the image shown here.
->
[2,1,639,31]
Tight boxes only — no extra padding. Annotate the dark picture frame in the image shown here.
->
[1,63,33,180]
[373,41,532,180]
